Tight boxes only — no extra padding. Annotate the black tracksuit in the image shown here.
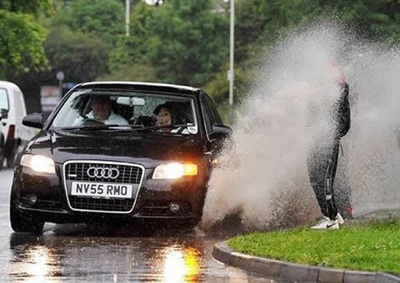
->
[307,82,351,220]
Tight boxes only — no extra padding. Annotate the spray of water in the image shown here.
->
[200,21,400,233]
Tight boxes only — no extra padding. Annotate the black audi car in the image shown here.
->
[10,81,231,234]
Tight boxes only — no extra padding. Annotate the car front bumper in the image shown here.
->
[12,162,208,227]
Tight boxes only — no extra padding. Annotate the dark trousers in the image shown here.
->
[334,150,352,217]
[307,141,340,220]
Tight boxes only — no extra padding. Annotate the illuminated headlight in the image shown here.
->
[20,154,56,174]
[153,162,197,179]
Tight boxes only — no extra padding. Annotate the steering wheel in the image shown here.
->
[82,118,105,126]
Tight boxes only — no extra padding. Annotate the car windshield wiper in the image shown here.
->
[60,124,195,134]
[135,124,194,134]
[61,124,127,131]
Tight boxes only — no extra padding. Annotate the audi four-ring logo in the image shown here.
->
[86,167,120,179]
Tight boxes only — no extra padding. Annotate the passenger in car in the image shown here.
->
[153,103,189,134]
[74,96,129,126]
[153,103,174,132]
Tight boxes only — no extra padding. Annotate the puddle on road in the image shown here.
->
[200,21,400,233]
[6,227,209,283]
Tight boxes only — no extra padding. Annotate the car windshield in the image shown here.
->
[51,88,198,134]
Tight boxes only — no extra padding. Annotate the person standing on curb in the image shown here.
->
[308,62,351,229]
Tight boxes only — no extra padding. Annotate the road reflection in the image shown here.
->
[8,225,205,282]
[1,169,282,282]
[9,234,62,282]
[159,245,201,282]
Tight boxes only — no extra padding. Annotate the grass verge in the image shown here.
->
[228,219,400,276]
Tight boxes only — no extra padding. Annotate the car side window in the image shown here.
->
[201,93,222,134]
[0,88,9,111]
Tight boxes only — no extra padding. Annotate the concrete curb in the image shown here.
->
[212,241,400,283]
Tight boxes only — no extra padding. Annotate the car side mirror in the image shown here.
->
[22,113,45,129]
[210,124,232,140]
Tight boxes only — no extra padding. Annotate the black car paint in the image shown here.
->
[10,82,230,234]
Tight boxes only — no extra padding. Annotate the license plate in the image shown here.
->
[71,181,133,199]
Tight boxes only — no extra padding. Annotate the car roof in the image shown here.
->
[0,80,22,91]
[76,81,202,97]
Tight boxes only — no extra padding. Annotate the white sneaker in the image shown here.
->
[336,213,345,225]
[311,216,339,230]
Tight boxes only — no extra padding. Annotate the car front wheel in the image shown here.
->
[10,196,44,234]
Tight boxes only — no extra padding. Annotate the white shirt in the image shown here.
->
[73,111,129,126]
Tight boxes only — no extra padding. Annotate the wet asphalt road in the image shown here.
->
[0,169,282,283]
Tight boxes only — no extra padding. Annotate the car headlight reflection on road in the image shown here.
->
[21,154,56,174]
[161,246,201,282]
[153,162,197,179]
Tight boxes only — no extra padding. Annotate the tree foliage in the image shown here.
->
[225,0,400,106]
[0,0,52,15]
[45,26,109,82]
[42,0,125,84]
[3,0,400,114]
[52,0,124,41]
[107,0,229,86]
[0,10,48,78]
[0,0,52,78]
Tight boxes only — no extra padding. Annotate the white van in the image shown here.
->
[0,81,36,168]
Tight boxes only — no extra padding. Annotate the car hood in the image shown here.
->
[25,129,203,168]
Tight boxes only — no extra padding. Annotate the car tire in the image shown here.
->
[6,140,19,168]
[9,192,44,234]
[6,152,15,168]
[0,151,4,169]
[0,135,5,169]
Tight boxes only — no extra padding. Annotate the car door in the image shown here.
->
[200,92,231,170]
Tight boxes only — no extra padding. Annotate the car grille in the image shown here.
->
[64,161,144,213]
[68,196,135,212]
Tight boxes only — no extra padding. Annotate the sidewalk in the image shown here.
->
[211,209,400,283]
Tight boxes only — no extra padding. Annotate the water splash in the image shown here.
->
[200,22,400,232]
